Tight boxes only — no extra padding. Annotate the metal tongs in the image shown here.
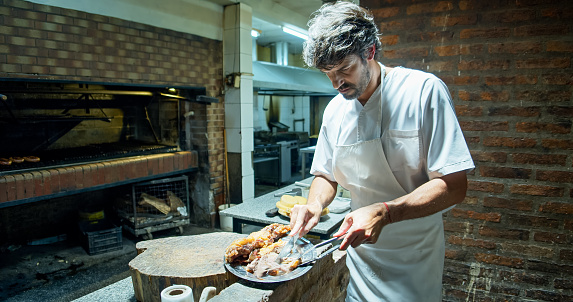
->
[299,233,346,266]
[275,233,299,263]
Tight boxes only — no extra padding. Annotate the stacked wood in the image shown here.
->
[139,193,171,215]
[167,191,185,212]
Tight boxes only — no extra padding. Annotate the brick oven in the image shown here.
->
[0,0,225,243]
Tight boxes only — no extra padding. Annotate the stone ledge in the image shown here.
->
[210,249,349,302]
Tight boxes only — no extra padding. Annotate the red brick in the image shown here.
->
[147,156,159,176]
[109,161,120,183]
[95,163,106,185]
[560,250,573,262]
[512,153,567,166]
[510,184,564,197]
[448,235,496,249]
[488,106,540,117]
[189,151,198,168]
[516,122,571,134]
[450,208,502,222]
[31,171,43,198]
[516,58,570,69]
[480,166,531,179]
[547,106,573,118]
[440,75,480,86]
[134,158,147,178]
[81,164,93,188]
[459,121,508,131]
[491,9,536,23]
[5,175,16,202]
[536,170,573,183]
[372,7,400,18]
[483,137,537,148]
[514,24,568,37]
[458,59,509,71]
[470,151,507,163]
[483,196,533,211]
[547,41,573,52]
[468,180,504,193]
[22,173,34,198]
[434,44,482,56]
[163,153,175,172]
[0,177,8,203]
[101,162,113,184]
[406,1,453,15]
[73,166,84,189]
[475,253,524,268]
[455,105,482,116]
[533,232,567,244]
[539,202,573,214]
[507,214,560,229]
[445,249,468,261]
[498,270,549,287]
[383,47,429,59]
[485,75,537,85]
[479,226,529,240]
[541,139,573,150]
[460,27,510,39]
[14,174,25,200]
[48,169,61,194]
[540,73,573,85]
[431,14,477,27]
[124,159,137,180]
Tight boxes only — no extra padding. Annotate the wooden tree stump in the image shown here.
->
[129,232,244,302]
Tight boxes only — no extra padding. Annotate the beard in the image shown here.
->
[339,61,371,100]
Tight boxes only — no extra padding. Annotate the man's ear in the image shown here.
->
[366,45,376,61]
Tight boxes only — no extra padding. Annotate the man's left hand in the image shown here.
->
[333,202,390,250]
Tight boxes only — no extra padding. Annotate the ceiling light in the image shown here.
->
[282,26,308,40]
[251,29,261,38]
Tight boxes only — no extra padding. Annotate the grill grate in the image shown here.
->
[0,141,178,176]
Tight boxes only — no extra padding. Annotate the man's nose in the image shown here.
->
[328,73,343,89]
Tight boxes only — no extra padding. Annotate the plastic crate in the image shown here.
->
[79,220,123,255]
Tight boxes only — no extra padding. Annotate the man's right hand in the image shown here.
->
[289,175,338,237]
[289,202,323,237]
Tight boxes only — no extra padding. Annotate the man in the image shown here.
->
[289,1,475,301]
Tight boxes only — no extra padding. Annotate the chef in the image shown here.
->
[289,1,475,301]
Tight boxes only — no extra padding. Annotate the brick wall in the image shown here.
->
[0,0,226,226]
[362,0,572,300]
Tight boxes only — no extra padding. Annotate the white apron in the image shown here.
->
[332,74,445,301]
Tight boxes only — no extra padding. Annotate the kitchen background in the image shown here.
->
[0,0,571,301]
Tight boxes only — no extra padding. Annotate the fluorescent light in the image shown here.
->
[251,29,260,38]
[282,26,308,40]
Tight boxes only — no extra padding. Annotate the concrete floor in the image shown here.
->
[0,174,306,302]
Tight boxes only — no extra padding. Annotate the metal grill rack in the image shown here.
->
[116,175,190,240]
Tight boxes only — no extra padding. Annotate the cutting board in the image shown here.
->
[129,232,244,302]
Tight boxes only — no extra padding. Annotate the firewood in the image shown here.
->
[167,191,185,212]
[139,193,170,215]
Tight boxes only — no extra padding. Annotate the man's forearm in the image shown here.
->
[308,175,338,209]
[387,171,468,223]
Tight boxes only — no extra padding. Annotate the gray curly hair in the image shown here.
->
[303,1,382,70]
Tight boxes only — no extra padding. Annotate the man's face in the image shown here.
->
[321,54,371,100]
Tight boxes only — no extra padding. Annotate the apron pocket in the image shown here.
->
[383,129,422,173]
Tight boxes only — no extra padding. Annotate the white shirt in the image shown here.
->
[311,64,474,193]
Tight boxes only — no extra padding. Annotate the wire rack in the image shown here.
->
[115,175,190,239]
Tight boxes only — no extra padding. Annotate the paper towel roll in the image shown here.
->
[161,284,194,302]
